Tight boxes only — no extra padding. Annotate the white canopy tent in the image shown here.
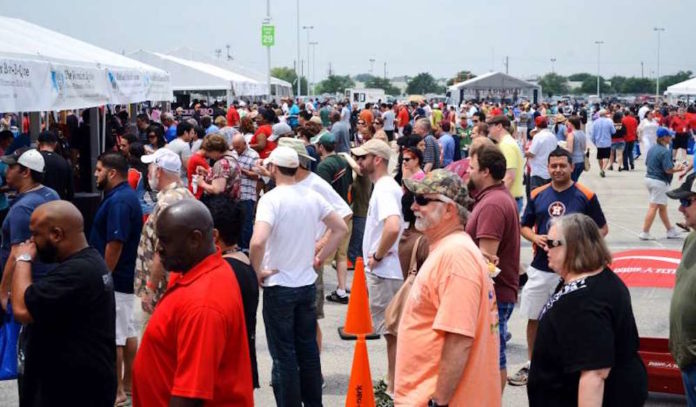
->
[448,71,541,105]
[0,16,172,112]
[665,77,696,96]
[167,47,293,97]
[129,50,268,98]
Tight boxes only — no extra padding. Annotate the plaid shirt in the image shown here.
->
[134,182,194,309]
[423,134,441,169]
[232,147,260,201]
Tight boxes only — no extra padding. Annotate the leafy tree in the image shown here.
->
[620,78,655,94]
[580,75,611,95]
[354,73,375,83]
[314,75,356,95]
[660,71,693,90]
[406,73,444,95]
[446,70,476,86]
[538,73,569,97]
[568,73,593,82]
[271,66,308,95]
[608,76,627,94]
[364,76,401,96]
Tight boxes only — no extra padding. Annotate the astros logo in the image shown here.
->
[548,201,566,217]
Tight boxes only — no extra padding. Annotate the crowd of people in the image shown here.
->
[1,93,696,406]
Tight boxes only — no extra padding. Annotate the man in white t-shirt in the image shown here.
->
[165,120,194,185]
[525,116,558,190]
[249,146,347,406]
[351,138,404,395]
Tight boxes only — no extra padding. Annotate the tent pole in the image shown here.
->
[89,107,99,193]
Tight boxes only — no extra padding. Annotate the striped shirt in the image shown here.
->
[233,147,260,201]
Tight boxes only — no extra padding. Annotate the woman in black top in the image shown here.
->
[202,195,260,388]
[528,213,647,406]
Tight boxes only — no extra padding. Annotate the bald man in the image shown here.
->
[132,200,253,407]
[231,133,260,252]
[12,200,116,406]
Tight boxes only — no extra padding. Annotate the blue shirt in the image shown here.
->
[591,117,616,148]
[439,133,455,166]
[645,143,673,184]
[288,105,300,128]
[164,124,177,143]
[522,183,606,273]
[89,182,143,293]
[205,124,220,135]
[0,162,8,211]
[1,186,60,279]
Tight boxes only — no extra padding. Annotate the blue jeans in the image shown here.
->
[498,302,515,370]
[515,197,524,214]
[571,162,584,182]
[348,216,366,263]
[239,199,255,252]
[263,284,322,407]
[683,363,696,406]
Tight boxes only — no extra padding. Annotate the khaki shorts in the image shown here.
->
[365,272,403,335]
[315,266,325,319]
[324,218,353,265]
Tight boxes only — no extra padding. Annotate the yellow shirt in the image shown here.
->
[499,133,524,198]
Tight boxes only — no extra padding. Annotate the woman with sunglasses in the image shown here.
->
[373,118,389,143]
[528,213,647,407]
[401,147,425,181]
[145,125,166,153]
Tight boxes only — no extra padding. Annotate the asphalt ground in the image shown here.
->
[0,149,689,405]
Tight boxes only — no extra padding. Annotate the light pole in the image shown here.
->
[369,58,375,75]
[595,41,604,97]
[309,41,318,96]
[654,27,665,98]
[296,0,300,97]
[550,58,556,74]
[302,25,314,96]
[265,0,271,99]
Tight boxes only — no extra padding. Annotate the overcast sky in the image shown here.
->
[4,0,694,81]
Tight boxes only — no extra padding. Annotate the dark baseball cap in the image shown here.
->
[667,173,696,200]
[37,130,58,144]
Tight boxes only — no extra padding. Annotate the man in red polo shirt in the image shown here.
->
[670,106,692,163]
[622,109,639,171]
[132,200,252,407]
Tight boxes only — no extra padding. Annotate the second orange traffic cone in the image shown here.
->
[345,336,375,407]
[344,257,373,335]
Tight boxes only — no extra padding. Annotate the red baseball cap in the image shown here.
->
[535,116,548,127]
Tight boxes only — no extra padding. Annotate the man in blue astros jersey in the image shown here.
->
[508,146,608,387]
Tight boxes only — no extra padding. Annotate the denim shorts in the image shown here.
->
[498,302,515,370]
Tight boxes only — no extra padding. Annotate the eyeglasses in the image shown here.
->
[402,157,412,162]
[547,239,564,248]
[680,197,696,208]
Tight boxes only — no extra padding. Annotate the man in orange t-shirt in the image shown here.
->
[132,200,253,407]
[396,170,501,407]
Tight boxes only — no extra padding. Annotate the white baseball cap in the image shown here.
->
[1,148,45,173]
[264,146,299,168]
[141,148,181,173]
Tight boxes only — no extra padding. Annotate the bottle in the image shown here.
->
[192,175,198,195]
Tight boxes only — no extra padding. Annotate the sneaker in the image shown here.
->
[638,232,655,241]
[326,291,349,304]
[667,227,683,239]
[600,170,606,178]
[508,362,530,386]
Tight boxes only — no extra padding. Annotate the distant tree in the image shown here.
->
[406,73,444,94]
[271,67,308,95]
[620,77,655,94]
[354,73,375,83]
[446,70,476,86]
[568,73,593,82]
[660,71,693,90]
[608,76,627,94]
[315,75,355,95]
[580,75,611,95]
[538,73,569,97]
[364,76,401,96]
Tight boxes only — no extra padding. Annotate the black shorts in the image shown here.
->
[597,147,611,160]
[673,133,689,150]
[385,130,395,141]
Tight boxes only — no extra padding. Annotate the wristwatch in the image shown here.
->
[15,253,33,263]
[428,399,448,407]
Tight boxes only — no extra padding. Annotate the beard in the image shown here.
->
[414,204,445,232]
[96,177,107,191]
[148,177,159,192]
[36,241,59,263]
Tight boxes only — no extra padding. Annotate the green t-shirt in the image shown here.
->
[316,154,352,204]
[351,173,372,217]
[320,107,331,128]
[670,231,696,368]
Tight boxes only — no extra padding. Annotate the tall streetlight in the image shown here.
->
[296,0,300,97]
[654,27,665,98]
[550,58,556,74]
[302,25,314,96]
[595,41,604,97]
[309,41,318,96]
[369,58,375,74]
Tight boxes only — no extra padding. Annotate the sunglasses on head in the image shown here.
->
[547,239,564,248]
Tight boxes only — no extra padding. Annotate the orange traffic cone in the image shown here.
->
[345,336,375,407]
[344,257,373,335]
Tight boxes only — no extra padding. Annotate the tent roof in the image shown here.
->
[665,77,696,96]
[167,47,292,89]
[448,71,540,91]
[0,16,172,110]
[129,50,267,96]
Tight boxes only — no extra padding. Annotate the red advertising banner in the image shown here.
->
[610,249,681,289]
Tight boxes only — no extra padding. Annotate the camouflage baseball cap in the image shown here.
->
[403,169,470,207]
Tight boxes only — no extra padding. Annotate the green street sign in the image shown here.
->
[262,25,275,47]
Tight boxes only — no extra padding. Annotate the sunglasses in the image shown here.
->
[547,239,564,248]
[414,194,446,206]
[680,197,696,208]
[402,157,412,162]
[472,120,479,123]
[358,121,366,125]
